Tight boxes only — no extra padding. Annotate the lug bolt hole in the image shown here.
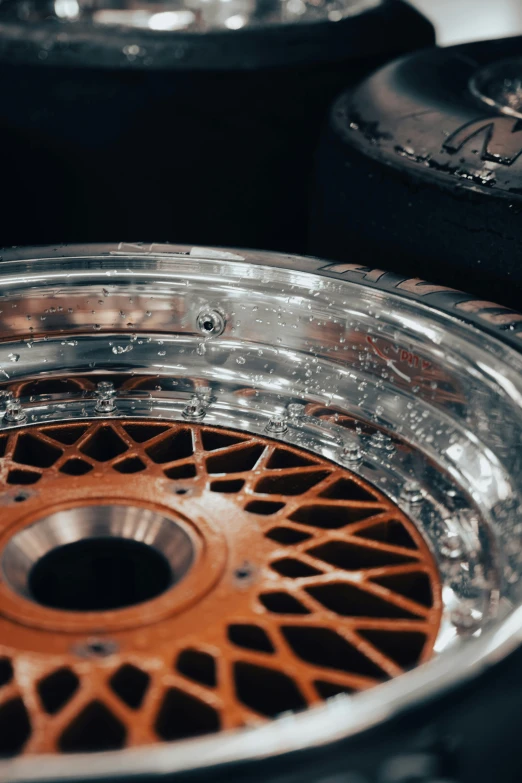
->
[74,638,120,658]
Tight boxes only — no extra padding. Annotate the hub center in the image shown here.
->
[2,504,195,612]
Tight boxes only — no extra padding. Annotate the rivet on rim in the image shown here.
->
[369,430,395,452]
[439,531,464,560]
[194,386,214,405]
[400,481,425,505]
[94,380,116,414]
[265,414,288,434]
[340,441,363,465]
[196,309,226,337]
[450,602,483,633]
[182,395,208,420]
[287,403,306,421]
[3,396,27,424]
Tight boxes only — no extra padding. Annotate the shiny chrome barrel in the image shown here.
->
[0,243,519,782]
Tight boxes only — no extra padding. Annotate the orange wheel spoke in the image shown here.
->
[0,415,441,756]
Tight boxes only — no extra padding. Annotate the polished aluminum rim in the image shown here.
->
[0,0,381,32]
[0,243,520,780]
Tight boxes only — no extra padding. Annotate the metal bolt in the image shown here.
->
[266,414,288,434]
[94,380,116,414]
[439,531,463,560]
[3,397,26,424]
[369,430,394,452]
[287,403,306,420]
[400,480,425,505]
[182,395,207,420]
[233,561,256,586]
[74,638,119,658]
[0,487,36,506]
[341,441,362,465]
[96,381,114,395]
[194,386,214,407]
[450,602,483,632]
[197,309,225,337]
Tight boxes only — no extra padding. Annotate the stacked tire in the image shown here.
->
[310,35,522,308]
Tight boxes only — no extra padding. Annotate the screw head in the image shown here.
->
[73,638,119,658]
[0,487,36,506]
[450,602,483,632]
[341,442,362,465]
[369,430,395,452]
[400,480,425,505]
[266,415,288,434]
[3,398,26,424]
[287,403,306,420]
[182,395,207,420]
[233,561,256,587]
[197,309,225,337]
[439,531,464,560]
[94,380,116,413]
[96,380,115,396]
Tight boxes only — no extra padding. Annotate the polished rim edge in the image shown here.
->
[0,0,385,70]
[3,241,522,346]
[0,244,519,779]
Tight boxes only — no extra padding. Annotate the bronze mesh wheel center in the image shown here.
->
[0,418,442,756]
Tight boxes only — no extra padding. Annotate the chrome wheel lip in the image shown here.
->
[1,0,381,30]
[0,0,383,70]
[0,242,520,779]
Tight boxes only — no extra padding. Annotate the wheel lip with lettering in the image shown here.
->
[6,242,522,347]
[1,242,522,783]
[309,35,522,309]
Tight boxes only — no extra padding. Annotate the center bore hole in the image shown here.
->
[28,538,173,612]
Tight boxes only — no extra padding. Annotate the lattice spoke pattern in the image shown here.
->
[0,419,442,756]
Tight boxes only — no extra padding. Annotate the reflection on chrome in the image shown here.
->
[0,0,383,31]
[470,57,522,121]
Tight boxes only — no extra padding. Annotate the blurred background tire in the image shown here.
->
[0,0,433,252]
[310,35,522,308]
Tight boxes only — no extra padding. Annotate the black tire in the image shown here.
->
[310,35,522,309]
[0,1,433,252]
